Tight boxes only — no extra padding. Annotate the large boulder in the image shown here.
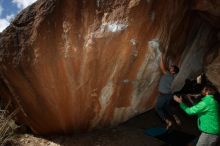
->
[0,0,219,134]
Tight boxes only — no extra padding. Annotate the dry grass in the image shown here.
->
[0,102,19,146]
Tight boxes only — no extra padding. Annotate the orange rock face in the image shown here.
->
[0,0,219,134]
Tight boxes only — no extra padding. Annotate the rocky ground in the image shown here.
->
[3,107,200,146]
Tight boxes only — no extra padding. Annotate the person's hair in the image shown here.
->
[203,83,220,103]
[171,65,179,74]
[204,83,217,94]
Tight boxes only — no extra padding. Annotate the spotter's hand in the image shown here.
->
[173,95,183,103]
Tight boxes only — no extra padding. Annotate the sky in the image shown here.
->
[0,0,37,32]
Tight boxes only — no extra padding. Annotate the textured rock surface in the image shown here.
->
[0,0,219,134]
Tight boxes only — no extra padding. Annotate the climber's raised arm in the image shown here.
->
[160,55,167,75]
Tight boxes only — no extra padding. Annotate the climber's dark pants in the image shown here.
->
[156,93,176,120]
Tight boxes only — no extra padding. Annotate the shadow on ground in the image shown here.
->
[12,107,200,146]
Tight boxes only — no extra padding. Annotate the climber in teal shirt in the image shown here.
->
[174,84,220,146]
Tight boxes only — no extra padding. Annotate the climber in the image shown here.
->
[155,54,181,129]
[174,84,220,146]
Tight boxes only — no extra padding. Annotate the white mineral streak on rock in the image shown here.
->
[112,40,161,124]
[130,39,138,57]
[98,63,120,114]
[90,81,114,128]
[132,40,161,101]
[84,6,129,49]
[96,0,104,8]
[130,39,137,46]
[107,22,128,32]
[128,0,141,9]
[32,48,40,64]
[150,12,155,22]
[84,33,95,48]
[62,21,72,58]
[84,12,128,48]
[111,39,161,125]
[99,81,113,114]
[83,18,128,76]
[91,62,122,128]
[84,9,128,48]
[92,21,128,37]
[131,39,161,110]
[97,0,100,7]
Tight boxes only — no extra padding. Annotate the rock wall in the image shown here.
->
[0,0,219,134]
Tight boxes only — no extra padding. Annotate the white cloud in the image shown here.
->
[0,14,15,32]
[6,14,15,21]
[12,0,37,10]
[0,18,10,32]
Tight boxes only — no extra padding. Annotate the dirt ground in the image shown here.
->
[5,108,200,146]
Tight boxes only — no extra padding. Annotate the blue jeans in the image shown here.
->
[196,133,219,146]
[156,94,175,120]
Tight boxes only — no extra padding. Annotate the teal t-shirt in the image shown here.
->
[158,72,174,94]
